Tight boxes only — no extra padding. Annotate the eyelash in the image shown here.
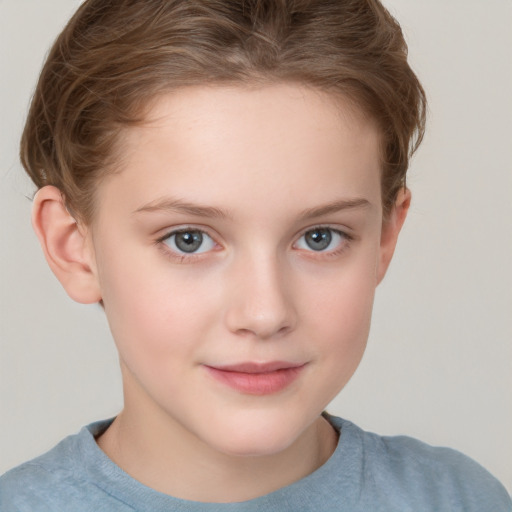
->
[293,226,353,258]
[155,225,353,262]
[156,227,219,262]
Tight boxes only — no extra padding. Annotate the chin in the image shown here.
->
[213,434,295,458]
[202,411,312,458]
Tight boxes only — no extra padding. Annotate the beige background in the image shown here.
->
[1,0,511,493]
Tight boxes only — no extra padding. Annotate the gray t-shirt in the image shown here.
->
[1,415,510,511]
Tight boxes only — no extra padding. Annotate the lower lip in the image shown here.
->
[204,365,305,395]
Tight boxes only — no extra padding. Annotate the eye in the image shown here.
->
[294,227,347,252]
[162,229,216,254]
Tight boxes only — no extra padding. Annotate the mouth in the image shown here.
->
[204,361,306,395]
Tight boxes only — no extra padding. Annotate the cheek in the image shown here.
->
[306,246,377,332]
[311,277,374,358]
[302,253,378,385]
[97,249,218,367]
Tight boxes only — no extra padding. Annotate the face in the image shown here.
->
[88,84,388,457]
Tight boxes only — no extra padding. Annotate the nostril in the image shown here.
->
[226,305,296,340]
[223,260,298,339]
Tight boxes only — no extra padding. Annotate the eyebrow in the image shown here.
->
[133,198,231,219]
[133,196,371,220]
[297,198,371,220]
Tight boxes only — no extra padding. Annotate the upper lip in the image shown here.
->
[206,361,305,374]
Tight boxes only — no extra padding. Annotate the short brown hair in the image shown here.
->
[21,0,426,222]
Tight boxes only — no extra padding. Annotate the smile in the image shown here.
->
[204,362,306,395]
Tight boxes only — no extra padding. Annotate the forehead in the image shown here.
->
[96,84,383,222]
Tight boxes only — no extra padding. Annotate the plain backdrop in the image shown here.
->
[1,0,511,493]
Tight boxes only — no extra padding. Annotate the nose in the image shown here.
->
[224,252,297,340]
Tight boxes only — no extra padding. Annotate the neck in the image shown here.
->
[96,382,338,503]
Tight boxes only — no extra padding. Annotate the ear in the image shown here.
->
[32,186,102,304]
[376,187,411,284]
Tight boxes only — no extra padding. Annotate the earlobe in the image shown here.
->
[32,186,102,304]
[376,188,411,284]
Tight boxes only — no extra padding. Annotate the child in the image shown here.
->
[1,0,510,510]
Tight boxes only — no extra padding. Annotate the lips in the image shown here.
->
[204,361,306,395]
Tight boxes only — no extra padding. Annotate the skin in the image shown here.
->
[32,83,409,503]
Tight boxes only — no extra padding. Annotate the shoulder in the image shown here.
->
[331,416,512,511]
[0,434,79,511]
[0,420,120,512]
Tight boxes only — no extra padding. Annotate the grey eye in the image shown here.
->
[295,227,345,252]
[304,228,331,251]
[165,230,215,254]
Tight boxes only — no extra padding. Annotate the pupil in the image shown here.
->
[175,231,203,253]
[306,228,331,251]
